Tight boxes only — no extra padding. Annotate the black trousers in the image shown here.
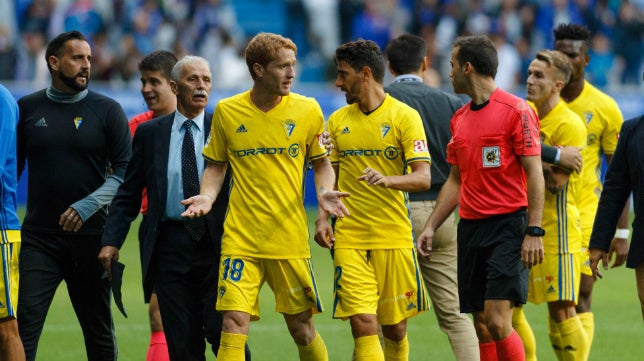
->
[18,230,116,361]
[154,221,227,361]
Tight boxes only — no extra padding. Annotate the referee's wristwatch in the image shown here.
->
[525,226,545,237]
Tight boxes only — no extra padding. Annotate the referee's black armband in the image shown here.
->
[541,144,558,164]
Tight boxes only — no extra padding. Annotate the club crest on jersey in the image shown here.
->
[482,146,500,167]
[584,112,593,124]
[73,116,83,130]
[283,119,295,138]
[381,125,391,138]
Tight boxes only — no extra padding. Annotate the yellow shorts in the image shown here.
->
[528,251,581,305]
[216,255,323,321]
[0,235,20,319]
[332,248,429,325]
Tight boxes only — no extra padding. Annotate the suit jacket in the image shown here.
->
[589,114,644,268]
[102,111,230,300]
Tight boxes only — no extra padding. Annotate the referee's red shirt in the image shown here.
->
[447,88,541,220]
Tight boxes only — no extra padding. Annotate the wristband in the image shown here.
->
[554,148,561,165]
[615,228,630,239]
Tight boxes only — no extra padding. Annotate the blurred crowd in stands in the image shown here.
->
[0,0,642,92]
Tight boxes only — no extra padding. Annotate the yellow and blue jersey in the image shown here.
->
[328,94,431,249]
[540,101,587,253]
[203,90,327,259]
[563,81,623,242]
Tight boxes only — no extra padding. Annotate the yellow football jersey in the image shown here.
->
[539,101,586,253]
[563,81,623,242]
[203,91,327,258]
[328,94,431,249]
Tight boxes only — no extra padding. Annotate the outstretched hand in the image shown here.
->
[181,194,213,218]
[318,190,350,218]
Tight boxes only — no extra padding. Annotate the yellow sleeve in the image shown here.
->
[306,101,327,161]
[400,108,431,165]
[600,98,624,156]
[328,112,339,165]
[202,102,228,164]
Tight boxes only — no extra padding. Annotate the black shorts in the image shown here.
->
[457,209,528,313]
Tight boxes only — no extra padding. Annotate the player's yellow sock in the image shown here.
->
[578,312,594,359]
[557,316,588,361]
[512,307,537,361]
[217,332,247,361]
[383,335,409,361]
[548,317,564,360]
[354,335,385,361]
[297,332,328,361]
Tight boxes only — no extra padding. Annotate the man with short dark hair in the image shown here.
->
[128,49,178,361]
[383,33,479,361]
[317,38,432,360]
[16,30,131,361]
[417,35,545,361]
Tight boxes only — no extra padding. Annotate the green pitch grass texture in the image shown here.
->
[33,211,643,360]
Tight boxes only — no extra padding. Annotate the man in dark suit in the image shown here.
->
[99,55,245,361]
[589,110,644,321]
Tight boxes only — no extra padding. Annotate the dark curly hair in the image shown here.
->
[553,23,591,50]
[334,39,385,83]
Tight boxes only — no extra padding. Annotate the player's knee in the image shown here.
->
[382,321,406,341]
[483,315,512,341]
[284,311,316,345]
[349,314,378,338]
[222,311,251,334]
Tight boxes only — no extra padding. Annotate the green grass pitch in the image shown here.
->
[32,211,643,360]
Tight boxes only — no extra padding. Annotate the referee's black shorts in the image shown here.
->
[457,209,528,313]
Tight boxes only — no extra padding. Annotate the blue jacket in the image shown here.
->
[0,84,20,234]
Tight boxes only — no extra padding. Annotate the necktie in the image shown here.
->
[182,119,205,241]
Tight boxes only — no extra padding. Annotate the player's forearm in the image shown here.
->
[72,174,123,221]
[524,156,545,227]
[200,161,227,203]
[384,161,431,192]
[312,157,336,199]
[424,170,459,232]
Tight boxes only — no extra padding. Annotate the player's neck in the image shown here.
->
[358,87,386,114]
[535,94,560,119]
[250,88,282,113]
[561,77,584,103]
